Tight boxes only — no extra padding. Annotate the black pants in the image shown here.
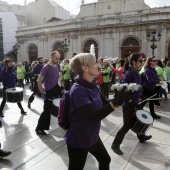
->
[139,87,158,115]
[113,103,144,145]
[30,78,35,91]
[28,81,38,104]
[25,73,30,83]
[0,87,24,113]
[67,138,111,170]
[102,82,109,98]
[64,79,70,91]
[36,84,61,130]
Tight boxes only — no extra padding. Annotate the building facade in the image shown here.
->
[0,0,70,61]
[16,0,170,62]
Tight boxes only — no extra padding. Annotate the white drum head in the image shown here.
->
[161,81,168,89]
[53,98,60,107]
[6,87,23,93]
[136,110,153,125]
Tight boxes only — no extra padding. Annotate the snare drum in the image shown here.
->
[6,87,23,103]
[132,110,153,134]
[51,98,60,117]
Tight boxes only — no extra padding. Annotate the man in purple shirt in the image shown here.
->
[35,51,60,135]
[28,57,44,108]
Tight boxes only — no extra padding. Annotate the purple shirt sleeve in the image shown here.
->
[145,69,160,84]
[121,71,132,84]
[40,64,49,77]
[32,66,37,75]
[0,68,5,82]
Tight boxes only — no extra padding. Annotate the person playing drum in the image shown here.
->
[0,59,27,118]
[111,52,152,155]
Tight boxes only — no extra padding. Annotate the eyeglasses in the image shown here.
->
[136,60,143,63]
[151,60,157,62]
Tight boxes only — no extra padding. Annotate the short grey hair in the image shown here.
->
[51,51,60,58]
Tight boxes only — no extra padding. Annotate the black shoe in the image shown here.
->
[21,111,27,115]
[35,129,47,135]
[0,149,11,159]
[28,103,31,108]
[0,111,4,117]
[111,144,123,155]
[0,121,2,128]
[139,135,152,143]
[152,114,161,119]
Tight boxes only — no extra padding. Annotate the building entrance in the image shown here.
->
[121,37,140,58]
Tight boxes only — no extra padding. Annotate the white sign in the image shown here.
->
[120,18,141,23]
[82,21,99,28]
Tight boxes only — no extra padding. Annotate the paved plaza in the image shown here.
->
[0,85,170,170]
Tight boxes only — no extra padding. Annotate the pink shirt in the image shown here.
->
[112,66,125,80]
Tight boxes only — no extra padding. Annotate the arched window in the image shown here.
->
[28,44,38,62]
[122,38,139,46]
[53,42,64,50]
[83,40,99,59]
[121,37,140,58]
[52,42,64,60]
[84,40,98,48]
[168,41,170,59]
[29,44,37,51]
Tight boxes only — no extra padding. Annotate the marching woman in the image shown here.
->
[65,53,131,170]
[101,59,111,99]
[111,59,125,83]
[156,60,168,102]
[140,56,162,119]
[16,62,26,88]
[111,52,152,155]
[0,59,27,118]
[96,57,104,92]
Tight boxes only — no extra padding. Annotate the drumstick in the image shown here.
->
[138,93,157,104]
[146,98,161,100]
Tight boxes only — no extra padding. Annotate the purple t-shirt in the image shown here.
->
[40,64,59,92]
[32,64,43,80]
[143,66,160,90]
[65,83,103,148]
[121,71,141,104]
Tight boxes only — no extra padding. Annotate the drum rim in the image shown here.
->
[53,98,61,107]
[6,87,23,92]
[135,110,153,125]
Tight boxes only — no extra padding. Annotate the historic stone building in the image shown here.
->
[16,0,170,62]
[0,0,70,61]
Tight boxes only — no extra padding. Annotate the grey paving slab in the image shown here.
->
[0,85,170,170]
[125,155,165,170]
[86,150,131,170]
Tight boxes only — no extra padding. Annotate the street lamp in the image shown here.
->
[13,44,20,51]
[61,37,70,59]
[147,31,161,55]
[12,44,20,62]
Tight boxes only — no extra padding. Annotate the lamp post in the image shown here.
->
[13,44,20,51]
[147,31,161,55]
[61,37,70,59]
[13,44,20,59]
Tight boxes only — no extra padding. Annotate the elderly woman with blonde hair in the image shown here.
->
[16,62,26,88]
[64,53,131,170]
[101,59,111,99]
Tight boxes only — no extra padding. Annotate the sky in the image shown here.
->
[2,0,170,15]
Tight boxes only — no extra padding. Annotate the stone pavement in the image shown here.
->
[0,85,170,170]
